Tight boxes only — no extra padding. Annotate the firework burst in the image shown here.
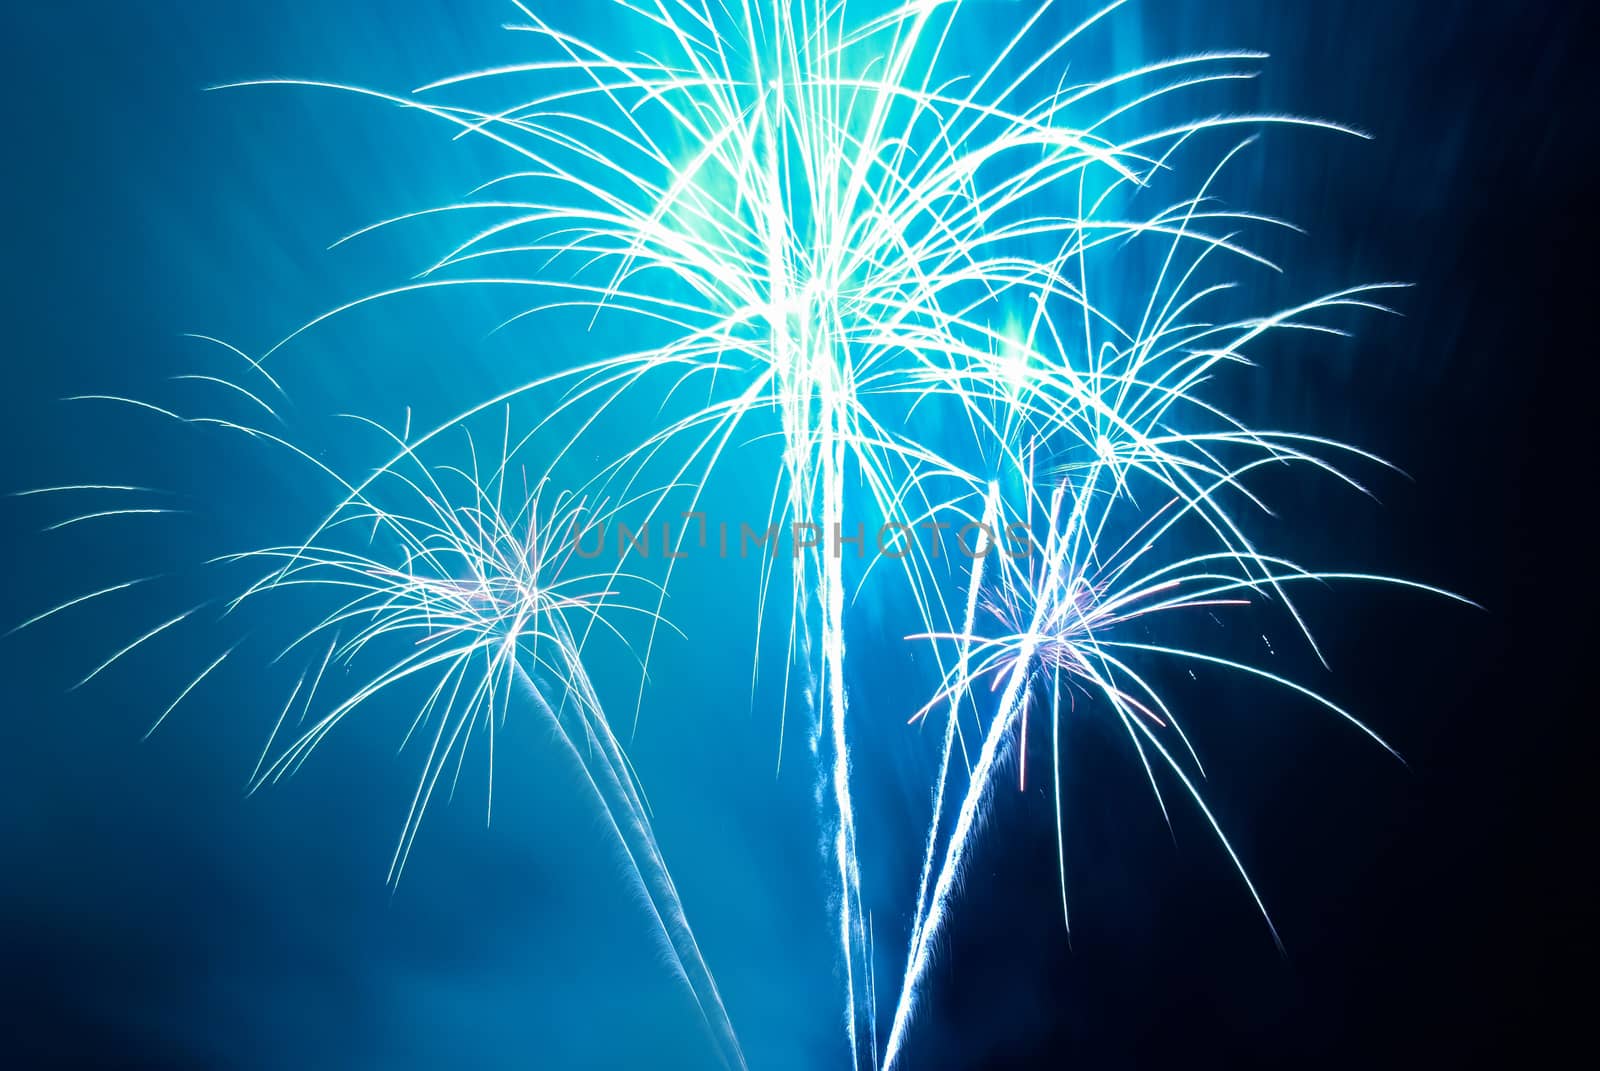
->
[9,1,1477,1065]
[15,364,746,1068]
[220,2,1399,1059]
[885,451,1475,1066]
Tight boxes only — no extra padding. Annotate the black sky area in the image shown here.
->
[918,5,1586,1069]
[0,2,1586,1069]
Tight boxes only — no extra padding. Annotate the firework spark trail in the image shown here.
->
[904,480,998,970]
[513,658,748,1070]
[886,475,1073,1069]
[819,404,873,1067]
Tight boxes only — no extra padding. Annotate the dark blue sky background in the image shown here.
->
[0,2,1580,1068]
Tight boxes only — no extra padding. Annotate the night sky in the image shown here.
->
[0,2,1582,1068]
